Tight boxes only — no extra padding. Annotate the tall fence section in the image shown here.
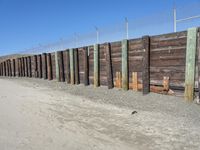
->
[0,28,200,101]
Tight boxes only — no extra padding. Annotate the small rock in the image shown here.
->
[131,111,137,115]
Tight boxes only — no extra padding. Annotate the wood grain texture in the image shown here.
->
[122,39,129,90]
[142,36,150,95]
[105,43,114,89]
[184,28,197,101]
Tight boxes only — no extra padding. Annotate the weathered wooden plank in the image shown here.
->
[74,48,80,84]
[12,59,16,77]
[33,55,38,78]
[198,28,200,100]
[132,72,138,91]
[94,44,99,87]
[42,53,47,79]
[21,58,23,77]
[184,28,197,101]
[142,36,150,95]
[47,53,52,80]
[25,57,28,77]
[3,61,6,76]
[28,56,32,77]
[55,51,60,81]
[65,50,70,84]
[84,47,89,86]
[38,55,42,78]
[7,60,10,77]
[59,51,65,82]
[122,39,129,90]
[17,58,20,77]
[105,43,114,89]
[70,49,75,84]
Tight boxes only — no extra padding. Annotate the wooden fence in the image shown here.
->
[0,28,200,101]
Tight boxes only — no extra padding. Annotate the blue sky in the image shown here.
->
[0,0,200,56]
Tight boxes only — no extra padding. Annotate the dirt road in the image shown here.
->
[0,78,200,150]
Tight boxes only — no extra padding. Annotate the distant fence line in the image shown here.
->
[0,27,200,102]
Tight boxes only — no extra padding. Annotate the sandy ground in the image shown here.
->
[0,77,200,150]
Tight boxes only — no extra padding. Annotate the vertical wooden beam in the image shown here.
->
[74,48,80,84]
[70,49,75,84]
[142,36,150,95]
[20,58,23,77]
[105,43,114,89]
[28,56,32,77]
[38,55,42,78]
[0,63,1,76]
[47,53,52,80]
[34,55,38,78]
[3,61,6,76]
[184,28,197,101]
[24,57,27,77]
[122,39,129,90]
[55,51,64,82]
[197,28,200,100]
[84,47,89,86]
[25,57,28,77]
[94,44,99,87]
[42,53,47,79]
[65,50,70,84]
[198,28,200,100]
[7,60,10,77]
[59,51,65,82]
[17,58,20,77]
[55,51,60,81]
[22,57,26,77]
[12,59,16,77]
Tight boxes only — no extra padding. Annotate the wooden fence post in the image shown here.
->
[84,47,89,86]
[42,53,47,79]
[65,50,70,84]
[198,28,200,100]
[3,61,6,76]
[184,27,198,101]
[74,48,80,84]
[0,63,1,76]
[55,51,60,81]
[12,59,16,77]
[38,55,42,78]
[22,57,25,77]
[142,36,150,95]
[105,43,114,89]
[21,58,23,77]
[94,44,99,87]
[59,51,65,82]
[122,39,129,90]
[34,55,38,78]
[7,60,10,77]
[70,49,75,84]
[47,53,52,80]
[28,56,32,77]
[26,57,29,77]
[24,57,27,77]
[17,58,20,77]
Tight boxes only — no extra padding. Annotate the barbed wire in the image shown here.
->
[5,1,200,56]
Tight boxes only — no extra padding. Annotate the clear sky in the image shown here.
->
[0,0,200,56]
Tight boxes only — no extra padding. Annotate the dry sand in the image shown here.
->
[0,77,200,150]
